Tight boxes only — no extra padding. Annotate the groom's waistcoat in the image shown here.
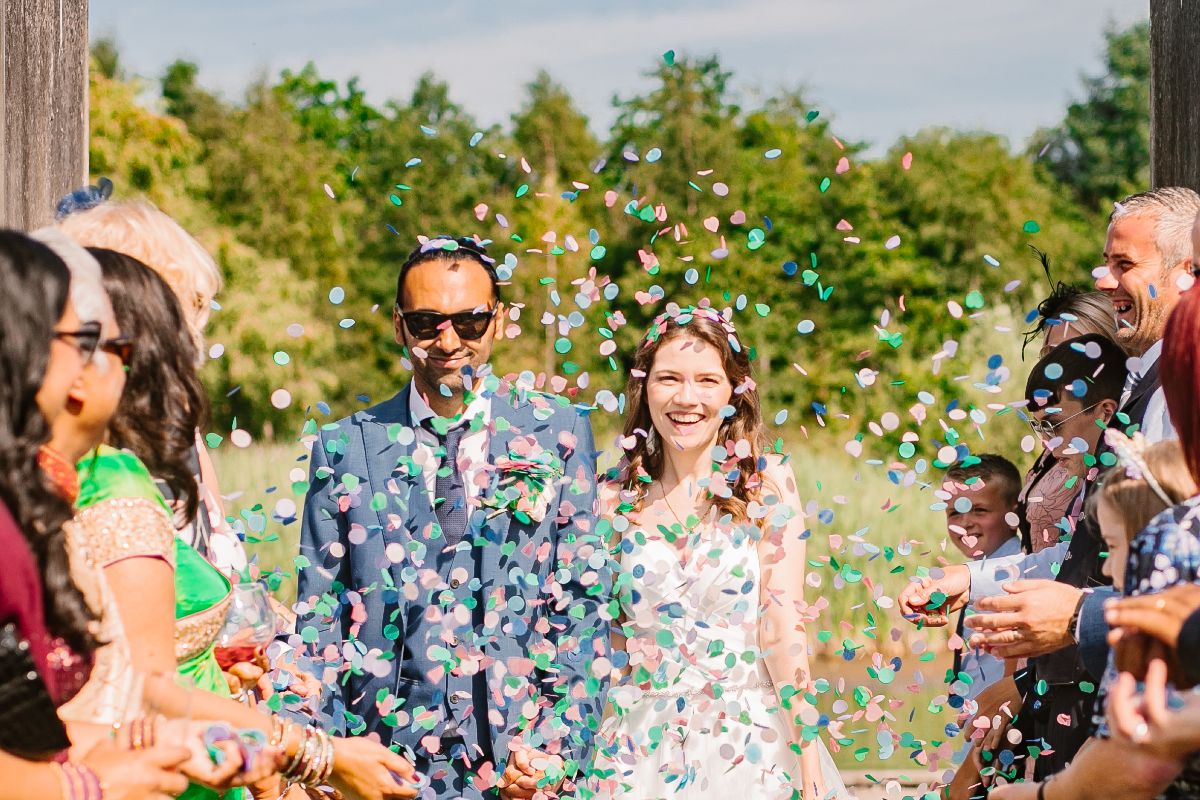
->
[294,381,609,771]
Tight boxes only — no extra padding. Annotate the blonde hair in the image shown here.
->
[1091,440,1198,542]
[58,200,220,356]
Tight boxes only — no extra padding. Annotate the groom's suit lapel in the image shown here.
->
[479,391,523,555]
[359,385,434,555]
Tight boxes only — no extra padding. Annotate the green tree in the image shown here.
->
[1028,20,1150,213]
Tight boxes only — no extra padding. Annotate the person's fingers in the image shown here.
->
[147,744,192,768]
[1144,658,1171,728]
[381,748,417,778]
[972,592,1025,614]
[157,768,190,796]
[511,746,533,773]
[981,642,1039,660]
[1105,606,1182,646]
[968,629,1022,648]
[964,612,1025,632]
[1107,671,1141,741]
[229,661,265,684]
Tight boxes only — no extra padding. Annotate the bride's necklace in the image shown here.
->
[656,481,705,540]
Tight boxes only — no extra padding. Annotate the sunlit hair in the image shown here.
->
[1022,248,1118,358]
[1024,332,1127,409]
[944,453,1022,508]
[58,200,220,359]
[91,248,208,523]
[1163,288,1200,483]
[618,304,767,522]
[1086,439,1196,549]
[1110,187,1200,275]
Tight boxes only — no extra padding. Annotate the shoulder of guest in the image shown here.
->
[75,445,170,511]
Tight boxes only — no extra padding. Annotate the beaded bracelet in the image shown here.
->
[280,723,336,787]
[56,763,104,800]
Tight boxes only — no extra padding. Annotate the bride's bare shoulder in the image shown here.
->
[760,452,802,502]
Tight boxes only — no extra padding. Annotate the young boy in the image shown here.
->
[941,453,1022,701]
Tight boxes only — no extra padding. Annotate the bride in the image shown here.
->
[591,303,848,800]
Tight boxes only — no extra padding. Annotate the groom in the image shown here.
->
[295,236,610,798]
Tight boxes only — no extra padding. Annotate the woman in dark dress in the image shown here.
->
[0,229,189,799]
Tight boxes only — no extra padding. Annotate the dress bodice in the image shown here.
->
[615,517,770,694]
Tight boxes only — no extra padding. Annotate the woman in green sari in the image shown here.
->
[65,445,241,800]
[56,246,419,800]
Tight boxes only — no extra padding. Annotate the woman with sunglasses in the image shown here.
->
[57,247,417,800]
[952,333,1128,793]
[0,229,195,799]
[1017,333,1127,555]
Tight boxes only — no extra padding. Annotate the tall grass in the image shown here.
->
[212,435,961,773]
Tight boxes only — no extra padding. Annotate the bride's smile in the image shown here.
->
[646,336,732,454]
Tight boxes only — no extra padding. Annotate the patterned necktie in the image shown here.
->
[430,424,468,546]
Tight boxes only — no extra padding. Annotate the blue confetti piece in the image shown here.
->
[764,148,782,159]
[469,131,483,147]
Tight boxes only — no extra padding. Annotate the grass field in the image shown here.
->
[212,432,962,775]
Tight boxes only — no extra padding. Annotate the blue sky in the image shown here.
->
[92,0,1147,155]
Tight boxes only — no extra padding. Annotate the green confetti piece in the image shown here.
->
[205,432,223,448]
[516,184,529,198]
[964,290,985,309]
[273,351,290,366]
[663,49,675,66]
[819,177,831,193]
[389,194,402,206]
[1023,220,1041,233]
[590,245,607,260]
[554,338,572,354]
[754,303,770,317]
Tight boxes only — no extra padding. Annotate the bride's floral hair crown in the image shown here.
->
[640,301,742,353]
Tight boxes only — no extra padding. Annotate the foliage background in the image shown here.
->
[88,21,1150,769]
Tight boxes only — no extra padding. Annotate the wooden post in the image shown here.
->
[0,0,89,231]
[1149,0,1200,191]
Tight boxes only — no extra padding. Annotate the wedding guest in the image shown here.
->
[59,195,244,574]
[60,247,414,800]
[988,218,1200,800]
[1022,248,1118,359]
[294,235,610,800]
[941,454,1022,701]
[989,439,1200,800]
[0,229,190,799]
[1019,333,1127,554]
[899,188,1200,677]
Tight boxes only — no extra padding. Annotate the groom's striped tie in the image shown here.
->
[428,422,469,546]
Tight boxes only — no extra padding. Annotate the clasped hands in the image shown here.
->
[897,565,1082,658]
[499,738,566,800]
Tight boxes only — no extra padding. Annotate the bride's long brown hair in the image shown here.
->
[618,304,769,522]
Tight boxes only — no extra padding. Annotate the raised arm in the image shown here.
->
[757,457,825,800]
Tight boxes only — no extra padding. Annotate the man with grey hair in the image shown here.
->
[898,186,1200,779]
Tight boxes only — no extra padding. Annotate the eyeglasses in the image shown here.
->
[1027,401,1101,439]
[99,336,134,365]
[396,306,498,341]
[53,321,103,361]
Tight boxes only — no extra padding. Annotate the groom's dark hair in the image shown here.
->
[395,235,500,307]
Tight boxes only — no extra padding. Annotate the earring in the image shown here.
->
[645,428,658,455]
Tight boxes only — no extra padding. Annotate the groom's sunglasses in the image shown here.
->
[396,306,498,341]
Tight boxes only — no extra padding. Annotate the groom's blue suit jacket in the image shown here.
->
[294,381,611,776]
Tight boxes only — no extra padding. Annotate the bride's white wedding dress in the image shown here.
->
[591,515,850,799]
